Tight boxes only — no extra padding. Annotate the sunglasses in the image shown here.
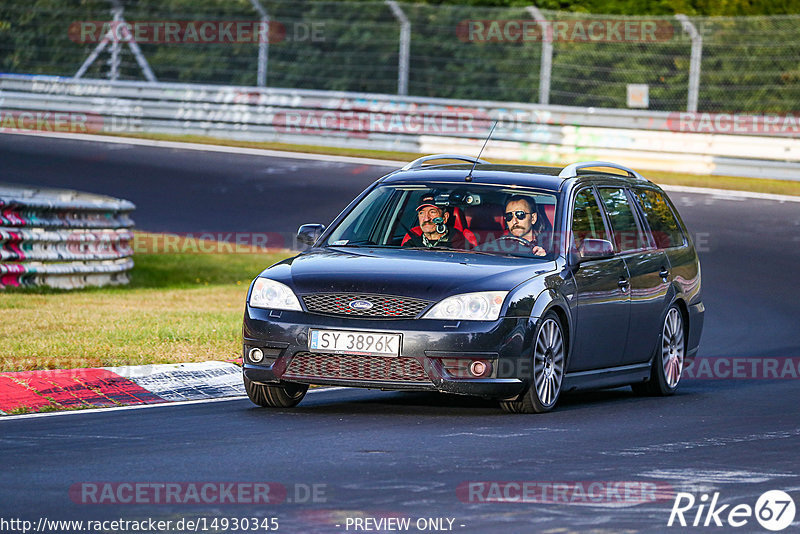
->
[504,210,532,222]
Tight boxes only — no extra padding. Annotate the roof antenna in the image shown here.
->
[465,120,497,182]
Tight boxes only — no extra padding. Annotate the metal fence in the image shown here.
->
[0,183,135,289]
[1,1,799,113]
[2,74,799,181]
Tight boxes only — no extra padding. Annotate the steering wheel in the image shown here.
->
[497,235,534,247]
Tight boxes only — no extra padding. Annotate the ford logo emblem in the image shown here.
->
[349,300,374,310]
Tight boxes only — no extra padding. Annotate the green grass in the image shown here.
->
[5,403,103,415]
[128,252,279,289]
[109,131,800,197]
[1,242,292,372]
[632,169,800,197]
[7,406,35,415]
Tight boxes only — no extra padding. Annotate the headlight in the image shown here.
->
[422,291,508,321]
[249,278,302,311]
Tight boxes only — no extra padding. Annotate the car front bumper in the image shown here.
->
[242,306,533,399]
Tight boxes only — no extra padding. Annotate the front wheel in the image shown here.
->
[244,375,308,408]
[632,305,685,396]
[501,312,565,414]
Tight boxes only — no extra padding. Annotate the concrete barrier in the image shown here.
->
[1,73,798,180]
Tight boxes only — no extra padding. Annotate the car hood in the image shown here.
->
[262,247,555,301]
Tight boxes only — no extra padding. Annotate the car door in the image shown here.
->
[597,187,669,366]
[568,186,631,372]
[633,187,695,290]
[633,187,702,354]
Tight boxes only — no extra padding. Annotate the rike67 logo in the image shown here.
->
[668,490,796,531]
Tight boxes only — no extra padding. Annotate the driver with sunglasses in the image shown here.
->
[503,195,547,256]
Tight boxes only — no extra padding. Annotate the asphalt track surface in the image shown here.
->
[1,134,799,533]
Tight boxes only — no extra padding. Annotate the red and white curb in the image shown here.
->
[0,361,244,415]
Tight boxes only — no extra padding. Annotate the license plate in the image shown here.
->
[309,329,401,357]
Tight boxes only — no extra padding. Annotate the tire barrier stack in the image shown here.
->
[0,184,135,290]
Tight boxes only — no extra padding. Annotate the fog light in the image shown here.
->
[249,347,264,363]
[469,360,490,378]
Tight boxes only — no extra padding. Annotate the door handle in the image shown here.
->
[659,268,670,279]
[618,278,630,288]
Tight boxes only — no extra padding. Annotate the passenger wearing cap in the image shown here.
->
[401,193,467,249]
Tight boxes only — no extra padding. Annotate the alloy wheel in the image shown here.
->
[662,307,685,389]
[533,317,565,407]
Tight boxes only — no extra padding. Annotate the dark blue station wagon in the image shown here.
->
[242,156,704,413]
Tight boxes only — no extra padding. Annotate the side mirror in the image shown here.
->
[578,238,615,261]
[297,224,325,247]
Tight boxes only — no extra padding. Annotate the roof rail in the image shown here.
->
[558,161,644,180]
[401,154,489,171]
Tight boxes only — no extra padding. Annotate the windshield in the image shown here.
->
[324,183,558,258]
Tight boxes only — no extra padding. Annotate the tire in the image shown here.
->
[244,375,308,408]
[501,312,565,414]
[632,305,685,396]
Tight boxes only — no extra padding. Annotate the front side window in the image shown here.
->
[597,188,648,252]
[633,189,686,248]
[323,184,558,259]
[325,186,397,246]
[571,188,609,251]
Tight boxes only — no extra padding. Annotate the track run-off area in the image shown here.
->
[1,133,799,533]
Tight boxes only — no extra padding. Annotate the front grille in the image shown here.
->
[302,293,431,319]
[284,353,431,383]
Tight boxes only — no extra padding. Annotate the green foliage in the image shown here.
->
[1,0,798,111]
[402,0,800,15]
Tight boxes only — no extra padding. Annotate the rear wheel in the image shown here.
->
[244,375,308,408]
[632,305,685,396]
[501,312,565,414]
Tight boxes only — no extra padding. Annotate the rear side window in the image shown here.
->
[571,188,609,251]
[597,188,648,252]
[634,189,686,248]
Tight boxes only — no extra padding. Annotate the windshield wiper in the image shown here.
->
[328,240,372,247]
[401,246,462,252]
[402,246,548,258]
[328,241,397,248]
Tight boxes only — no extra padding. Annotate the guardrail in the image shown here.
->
[1,74,798,180]
[0,183,135,289]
